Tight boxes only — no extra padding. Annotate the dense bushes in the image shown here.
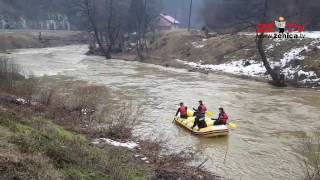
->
[300,134,320,180]
[0,57,22,90]
[0,113,150,180]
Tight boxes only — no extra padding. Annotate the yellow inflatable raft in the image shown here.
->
[175,111,229,138]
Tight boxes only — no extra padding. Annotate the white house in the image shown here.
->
[45,14,70,30]
[156,13,180,31]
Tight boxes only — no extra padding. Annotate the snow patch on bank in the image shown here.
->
[92,138,152,164]
[176,41,320,86]
[177,59,266,77]
[266,44,274,51]
[279,47,306,66]
[191,42,205,49]
[304,31,320,39]
[92,138,138,149]
[279,40,320,84]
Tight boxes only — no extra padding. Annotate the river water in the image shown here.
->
[5,45,320,180]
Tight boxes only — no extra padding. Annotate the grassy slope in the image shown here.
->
[149,30,320,76]
[0,111,150,180]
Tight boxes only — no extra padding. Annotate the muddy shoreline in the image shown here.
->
[104,52,318,89]
[0,30,88,51]
[1,30,318,89]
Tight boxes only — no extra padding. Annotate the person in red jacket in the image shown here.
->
[193,100,207,116]
[213,108,229,125]
[176,102,188,119]
[192,100,207,130]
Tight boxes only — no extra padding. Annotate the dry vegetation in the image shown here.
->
[0,58,151,179]
[0,57,218,180]
[0,112,151,180]
[148,30,318,73]
[300,133,320,180]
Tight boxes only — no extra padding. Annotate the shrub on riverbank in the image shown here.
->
[0,89,219,180]
[0,57,38,97]
[32,79,140,140]
[0,65,218,179]
[0,61,151,179]
[0,57,22,90]
[0,111,151,180]
[300,134,320,180]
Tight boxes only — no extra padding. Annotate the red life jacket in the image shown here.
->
[199,104,207,114]
[179,106,187,116]
[219,112,229,124]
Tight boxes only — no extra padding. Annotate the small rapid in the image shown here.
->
[6,45,320,180]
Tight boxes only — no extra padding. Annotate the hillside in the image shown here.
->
[149,30,320,88]
[0,0,85,30]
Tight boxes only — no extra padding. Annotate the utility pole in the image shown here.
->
[188,0,193,31]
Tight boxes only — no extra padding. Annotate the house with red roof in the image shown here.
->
[156,13,180,31]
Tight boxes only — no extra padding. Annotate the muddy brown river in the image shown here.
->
[5,45,320,179]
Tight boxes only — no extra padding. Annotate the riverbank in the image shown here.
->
[0,58,218,180]
[111,30,320,88]
[0,30,88,51]
[2,30,319,88]
[4,44,320,179]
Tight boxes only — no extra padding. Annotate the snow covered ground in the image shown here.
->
[191,41,205,49]
[92,138,151,164]
[176,59,267,77]
[177,32,320,87]
[92,138,138,149]
[304,31,320,39]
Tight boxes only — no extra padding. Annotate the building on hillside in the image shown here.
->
[0,13,71,30]
[42,14,70,30]
[156,13,180,31]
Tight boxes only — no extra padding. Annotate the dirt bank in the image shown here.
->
[108,30,319,88]
[0,30,88,51]
[143,30,320,88]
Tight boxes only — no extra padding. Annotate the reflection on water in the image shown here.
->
[6,45,320,180]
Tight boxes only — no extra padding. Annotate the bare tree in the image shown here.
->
[129,0,161,60]
[188,0,193,31]
[83,0,129,59]
[201,0,287,86]
[256,0,285,86]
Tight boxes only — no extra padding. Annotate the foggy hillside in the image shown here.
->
[0,0,205,29]
[0,0,85,29]
[1,0,320,30]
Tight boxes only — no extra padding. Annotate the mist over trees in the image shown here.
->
[0,0,87,29]
[2,0,320,31]
[129,0,162,58]
[202,0,320,31]
[84,0,131,58]
[83,0,162,59]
